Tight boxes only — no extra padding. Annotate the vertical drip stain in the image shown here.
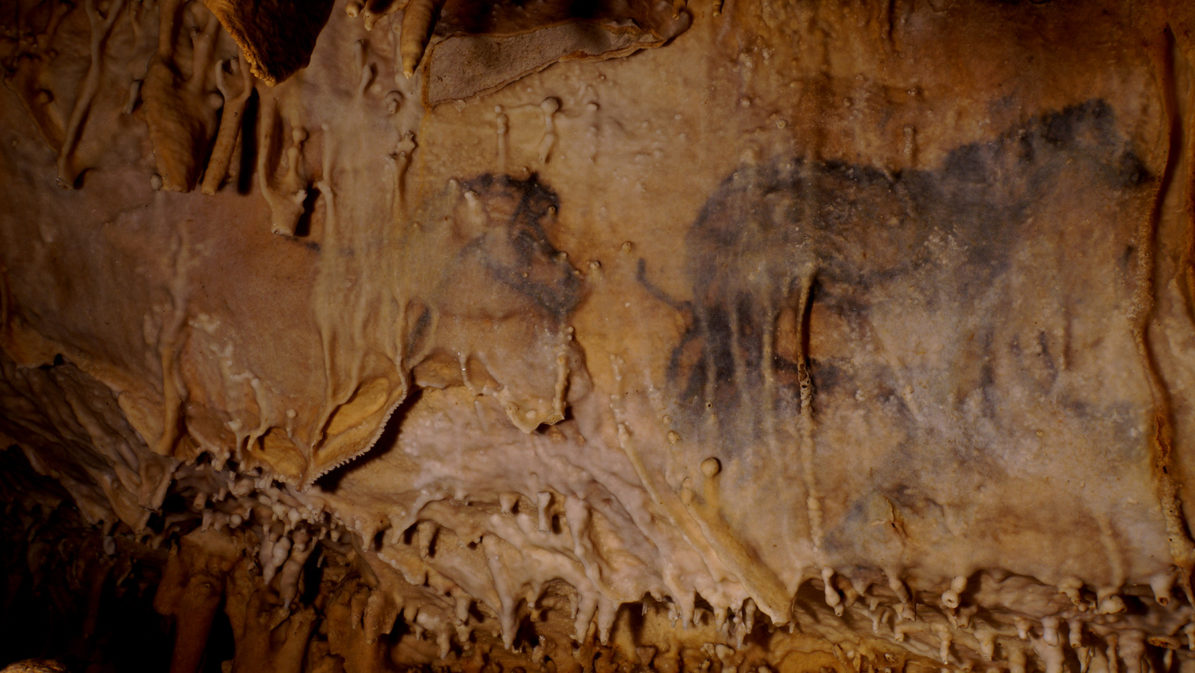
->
[1173,22,1195,340]
[1133,27,1195,603]
[727,296,750,431]
[701,303,721,441]
[793,270,822,558]
[153,219,191,461]
[760,293,779,478]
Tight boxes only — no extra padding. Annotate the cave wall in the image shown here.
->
[3,0,1195,671]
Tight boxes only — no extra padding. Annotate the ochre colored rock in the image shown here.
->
[3,1,1195,672]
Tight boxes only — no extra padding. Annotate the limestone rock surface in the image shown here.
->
[3,1,1195,672]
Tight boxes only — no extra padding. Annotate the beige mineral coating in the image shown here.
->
[3,0,1195,671]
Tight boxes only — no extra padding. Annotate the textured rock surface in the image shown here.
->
[3,0,1195,671]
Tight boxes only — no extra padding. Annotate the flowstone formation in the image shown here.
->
[3,0,1195,671]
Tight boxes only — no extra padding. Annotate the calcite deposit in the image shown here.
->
[3,0,1195,671]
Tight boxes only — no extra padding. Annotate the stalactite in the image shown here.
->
[201,55,254,195]
[56,0,127,188]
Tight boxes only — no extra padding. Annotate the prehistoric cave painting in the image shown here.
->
[409,173,581,324]
[645,100,1153,463]
[403,173,585,432]
[452,173,582,319]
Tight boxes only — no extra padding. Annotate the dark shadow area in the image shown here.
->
[314,387,423,493]
[202,606,236,673]
[236,91,260,195]
[0,449,173,672]
[292,186,320,238]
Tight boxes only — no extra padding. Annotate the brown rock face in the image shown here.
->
[3,1,1195,672]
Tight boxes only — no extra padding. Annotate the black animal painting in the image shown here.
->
[644,100,1152,458]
